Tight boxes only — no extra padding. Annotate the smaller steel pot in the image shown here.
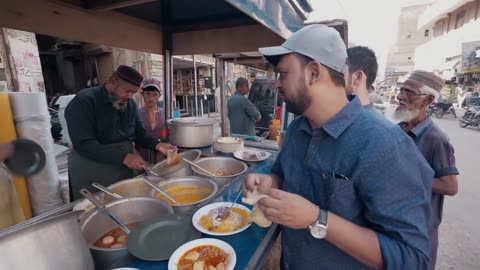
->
[191,157,248,186]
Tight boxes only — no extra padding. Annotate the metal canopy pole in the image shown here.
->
[162,0,173,120]
[216,57,229,136]
[193,55,198,116]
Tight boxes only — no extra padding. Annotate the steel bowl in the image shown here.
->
[150,149,201,178]
[103,176,163,202]
[0,211,94,270]
[191,157,248,186]
[79,197,173,270]
[156,176,218,214]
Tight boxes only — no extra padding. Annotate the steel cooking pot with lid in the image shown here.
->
[167,117,219,148]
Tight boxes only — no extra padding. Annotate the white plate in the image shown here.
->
[192,202,251,236]
[216,137,244,144]
[168,238,236,270]
[233,147,271,162]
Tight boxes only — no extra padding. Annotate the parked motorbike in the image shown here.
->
[429,102,457,118]
[459,106,480,128]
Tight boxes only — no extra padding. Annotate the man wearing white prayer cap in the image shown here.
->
[395,70,459,270]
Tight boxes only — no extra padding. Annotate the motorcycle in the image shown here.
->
[428,102,457,118]
[459,106,480,128]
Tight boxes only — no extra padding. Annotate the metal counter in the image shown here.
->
[109,149,280,270]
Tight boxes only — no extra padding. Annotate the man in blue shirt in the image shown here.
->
[243,24,433,269]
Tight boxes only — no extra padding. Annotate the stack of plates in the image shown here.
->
[214,137,244,153]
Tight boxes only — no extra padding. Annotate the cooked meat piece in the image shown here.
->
[193,260,205,270]
[184,251,200,261]
[101,235,115,246]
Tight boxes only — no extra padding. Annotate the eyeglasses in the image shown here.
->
[399,87,428,97]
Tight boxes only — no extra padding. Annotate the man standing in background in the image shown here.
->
[228,77,261,136]
[395,70,459,270]
[345,46,379,110]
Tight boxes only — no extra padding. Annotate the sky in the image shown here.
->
[307,0,434,78]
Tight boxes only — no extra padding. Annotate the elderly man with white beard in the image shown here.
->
[395,70,459,270]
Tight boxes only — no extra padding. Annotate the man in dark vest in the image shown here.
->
[65,65,175,200]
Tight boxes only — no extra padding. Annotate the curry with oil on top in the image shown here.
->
[94,222,139,248]
[178,245,229,270]
[156,185,212,205]
[199,207,249,233]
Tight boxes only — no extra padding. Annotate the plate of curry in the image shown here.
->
[168,238,236,270]
[192,202,251,236]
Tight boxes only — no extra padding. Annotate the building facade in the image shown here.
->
[384,3,433,88]
[414,0,480,90]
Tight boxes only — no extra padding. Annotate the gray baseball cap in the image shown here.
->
[259,24,347,74]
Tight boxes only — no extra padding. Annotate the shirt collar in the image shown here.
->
[297,96,363,140]
[101,84,112,104]
[399,117,433,137]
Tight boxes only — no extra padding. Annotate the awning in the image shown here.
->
[0,0,313,55]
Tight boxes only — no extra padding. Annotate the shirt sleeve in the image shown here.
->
[357,139,433,270]
[431,139,459,177]
[242,98,261,120]
[65,95,131,165]
[133,102,160,150]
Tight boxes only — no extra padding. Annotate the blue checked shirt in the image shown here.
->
[272,97,433,270]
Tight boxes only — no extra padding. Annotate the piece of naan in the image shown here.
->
[242,187,272,227]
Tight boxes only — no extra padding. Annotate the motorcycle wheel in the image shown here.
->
[459,120,469,128]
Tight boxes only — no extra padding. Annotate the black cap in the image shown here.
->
[114,65,143,87]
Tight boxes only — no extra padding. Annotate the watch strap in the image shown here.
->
[318,208,328,226]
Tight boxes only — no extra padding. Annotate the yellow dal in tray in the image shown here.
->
[199,207,250,233]
[156,185,212,205]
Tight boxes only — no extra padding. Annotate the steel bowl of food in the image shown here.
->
[150,149,202,178]
[79,197,173,270]
[155,176,218,214]
[190,157,248,186]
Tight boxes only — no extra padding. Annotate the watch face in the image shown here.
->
[310,224,327,239]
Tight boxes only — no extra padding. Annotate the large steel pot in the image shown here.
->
[150,149,201,178]
[191,157,248,186]
[167,117,219,148]
[157,176,218,214]
[79,197,173,270]
[0,211,94,270]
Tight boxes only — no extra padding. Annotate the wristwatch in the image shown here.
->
[309,207,328,239]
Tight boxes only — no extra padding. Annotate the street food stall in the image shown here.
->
[0,0,316,269]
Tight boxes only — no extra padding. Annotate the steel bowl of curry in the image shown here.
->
[79,197,174,270]
[156,176,219,214]
[191,157,248,186]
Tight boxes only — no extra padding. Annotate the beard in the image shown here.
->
[109,93,127,111]
[282,77,311,115]
[393,108,420,122]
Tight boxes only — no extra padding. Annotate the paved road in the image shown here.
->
[385,107,480,269]
[431,115,480,270]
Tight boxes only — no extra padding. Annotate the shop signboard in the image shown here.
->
[461,41,480,73]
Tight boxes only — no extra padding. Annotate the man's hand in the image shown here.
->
[0,143,14,162]
[242,173,278,196]
[123,153,148,170]
[155,143,177,155]
[258,188,319,229]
